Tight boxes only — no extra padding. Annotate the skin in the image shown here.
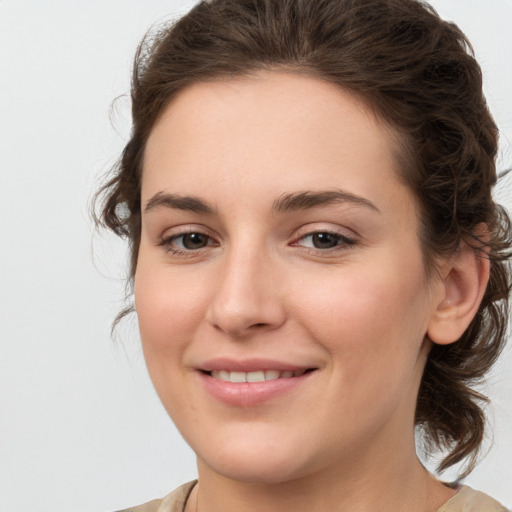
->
[135,72,476,512]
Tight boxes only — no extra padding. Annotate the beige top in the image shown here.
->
[115,481,508,512]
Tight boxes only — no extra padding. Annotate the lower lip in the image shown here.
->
[199,371,315,406]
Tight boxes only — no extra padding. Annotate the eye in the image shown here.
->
[160,230,217,254]
[303,232,343,249]
[294,231,356,251]
[174,232,210,250]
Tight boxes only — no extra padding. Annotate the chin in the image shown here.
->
[194,433,317,484]
[203,455,310,485]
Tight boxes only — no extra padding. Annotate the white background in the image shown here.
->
[0,1,511,511]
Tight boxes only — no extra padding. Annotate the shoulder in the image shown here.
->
[112,481,197,512]
[438,485,508,512]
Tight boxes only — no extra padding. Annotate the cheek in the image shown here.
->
[134,260,209,387]
[296,257,431,378]
[135,259,204,339]
[134,264,212,425]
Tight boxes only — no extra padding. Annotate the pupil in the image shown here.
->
[183,233,207,249]
[312,232,338,249]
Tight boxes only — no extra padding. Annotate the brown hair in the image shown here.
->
[95,0,512,476]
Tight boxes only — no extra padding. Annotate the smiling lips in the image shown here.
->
[209,368,310,382]
[198,362,316,406]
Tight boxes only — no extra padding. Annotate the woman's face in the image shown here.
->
[135,72,444,483]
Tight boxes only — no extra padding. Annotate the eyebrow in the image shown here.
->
[144,189,379,216]
[272,190,380,214]
[144,192,216,215]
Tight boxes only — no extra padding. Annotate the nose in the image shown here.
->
[206,246,286,338]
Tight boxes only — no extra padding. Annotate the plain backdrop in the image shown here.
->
[0,1,511,511]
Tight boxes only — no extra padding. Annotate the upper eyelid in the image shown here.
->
[160,224,217,239]
[297,230,355,241]
[291,223,359,240]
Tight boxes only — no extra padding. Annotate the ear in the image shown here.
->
[427,230,490,346]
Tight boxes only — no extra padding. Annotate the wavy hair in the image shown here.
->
[94,0,512,476]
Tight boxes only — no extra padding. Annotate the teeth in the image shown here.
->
[210,369,307,382]
[230,371,246,383]
[265,370,280,381]
[247,370,265,382]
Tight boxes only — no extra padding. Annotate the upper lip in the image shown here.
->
[198,358,316,373]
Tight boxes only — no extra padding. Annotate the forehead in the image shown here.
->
[142,71,410,214]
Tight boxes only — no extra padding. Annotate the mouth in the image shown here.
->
[202,368,316,383]
[197,359,319,405]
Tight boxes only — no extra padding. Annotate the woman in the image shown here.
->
[96,0,511,510]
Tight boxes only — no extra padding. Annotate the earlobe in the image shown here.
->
[427,235,490,346]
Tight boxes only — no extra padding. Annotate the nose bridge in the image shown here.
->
[207,234,285,336]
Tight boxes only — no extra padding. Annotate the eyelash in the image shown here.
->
[292,230,357,254]
[159,229,217,256]
[159,228,357,257]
